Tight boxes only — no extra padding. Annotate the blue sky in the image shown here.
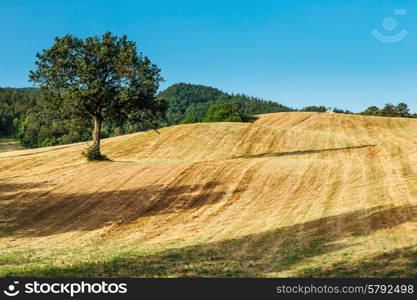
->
[1,0,416,112]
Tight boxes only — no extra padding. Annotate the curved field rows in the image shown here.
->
[1,112,417,277]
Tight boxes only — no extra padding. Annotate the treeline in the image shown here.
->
[360,103,416,118]
[0,83,292,147]
[0,88,36,136]
[0,87,151,148]
[182,103,257,124]
[157,83,293,125]
[297,103,415,118]
[0,87,90,147]
[301,105,354,114]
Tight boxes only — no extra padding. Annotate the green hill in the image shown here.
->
[158,83,292,125]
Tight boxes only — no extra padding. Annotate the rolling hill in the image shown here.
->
[158,83,292,125]
[1,111,417,277]
[0,83,292,148]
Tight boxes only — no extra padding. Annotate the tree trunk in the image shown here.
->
[92,116,102,152]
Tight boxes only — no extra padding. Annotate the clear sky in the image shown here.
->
[1,0,416,112]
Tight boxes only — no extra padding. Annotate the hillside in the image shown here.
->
[0,84,291,148]
[1,112,417,277]
[158,83,292,125]
[0,136,26,153]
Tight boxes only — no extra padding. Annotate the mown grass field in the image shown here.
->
[0,136,25,153]
[1,112,417,277]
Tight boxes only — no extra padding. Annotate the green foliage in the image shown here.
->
[0,87,92,148]
[179,115,200,124]
[0,85,168,148]
[380,103,397,117]
[29,32,167,155]
[158,83,292,125]
[361,103,415,118]
[302,105,327,112]
[82,145,109,161]
[202,104,256,123]
[0,88,37,136]
[395,102,410,117]
[362,106,380,116]
[332,107,354,114]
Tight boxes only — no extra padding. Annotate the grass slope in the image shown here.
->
[0,136,26,153]
[1,112,417,277]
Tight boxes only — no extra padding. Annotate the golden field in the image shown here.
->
[1,111,417,277]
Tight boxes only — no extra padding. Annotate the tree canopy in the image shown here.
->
[158,83,292,125]
[29,32,167,159]
[361,103,415,118]
[202,104,256,123]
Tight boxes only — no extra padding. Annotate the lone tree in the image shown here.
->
[29,32,167,160]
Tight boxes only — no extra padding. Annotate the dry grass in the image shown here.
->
[1,112,417,277]
[0,136,26,153]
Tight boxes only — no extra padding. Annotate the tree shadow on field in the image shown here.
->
[0,180,53,201]
[0,144,79,158]
[0,181,237,236]
[5,204,417,277]
[231,144,376,159]
[297,244,417,278]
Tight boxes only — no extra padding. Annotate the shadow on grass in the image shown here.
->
[4,204,417,277]
[297,245,417,278]
[0,180,54,201]
[0,181,237,236]
[231,144,376,159]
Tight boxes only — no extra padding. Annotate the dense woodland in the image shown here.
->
[0,82,415,148]
[157,83,293,125]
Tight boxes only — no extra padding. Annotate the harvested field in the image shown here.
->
[1,112,417,277]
